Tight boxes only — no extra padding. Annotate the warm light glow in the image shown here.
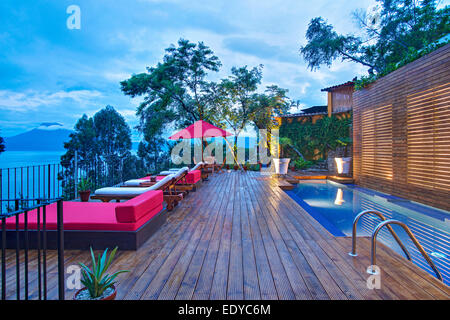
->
[334,188,345,205]
[335,158,344,174]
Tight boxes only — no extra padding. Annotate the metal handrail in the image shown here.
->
[369,219,443,282]
[349,210,411,261]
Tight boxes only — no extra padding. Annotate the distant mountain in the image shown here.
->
[5,123,72,151]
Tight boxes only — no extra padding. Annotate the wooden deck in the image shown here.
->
[3,171,450,300]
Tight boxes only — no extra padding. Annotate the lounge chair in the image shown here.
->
[92,170,186,211]
[193,158,214,180]
[124,165,202,192]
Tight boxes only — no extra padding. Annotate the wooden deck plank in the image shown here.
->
[227,174,244,299]
[209,174,235,300]
[191,175,230,300]
[158,173,228,300]
[245,175,297,300]
[239,175,261,300]
[247,174,348,300]
[242,182,278,300]
[174,174,229,300]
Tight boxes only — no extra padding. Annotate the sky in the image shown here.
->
[0,0,383,140]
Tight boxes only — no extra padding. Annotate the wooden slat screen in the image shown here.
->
[407,83,450,191]
[361,104,393,180]
[353,43,450,211]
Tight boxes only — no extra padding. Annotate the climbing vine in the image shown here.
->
[280,115,352,161]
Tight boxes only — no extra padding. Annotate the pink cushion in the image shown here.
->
[1,191,164,232]
[156,170,201,185]
[115,190,163,223]
[186,170,201,184]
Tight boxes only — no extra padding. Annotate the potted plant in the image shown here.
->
[78,177,92,202]
[273,137,291,175]
[74,247,129,300]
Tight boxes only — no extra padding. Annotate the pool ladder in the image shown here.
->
[349,210,443,282]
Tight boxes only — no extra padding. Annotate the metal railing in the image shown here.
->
[349,209,411,260]
[349,209,443,282]
[0,198,65,300]
[0,160,137,212]
[369,219,443,282]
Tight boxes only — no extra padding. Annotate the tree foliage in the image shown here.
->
[300,0,449,76]
[60,106,141,199]
[252,85,292,131]
[121,38,221,127]
[0,133,5,154]
[212,65,263,149]
[121,39,222,166]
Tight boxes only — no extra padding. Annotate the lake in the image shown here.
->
[0,151,64,169]
[0,152,66,211]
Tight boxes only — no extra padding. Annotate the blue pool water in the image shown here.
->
[286,180,450,285]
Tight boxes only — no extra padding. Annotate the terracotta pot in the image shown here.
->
[79,190,91,202]
[73,285,117,300]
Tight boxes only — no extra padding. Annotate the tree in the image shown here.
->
[252,85,292,157]
[0,133,5,154]
[61,114,97,172]
[93,105,132,159]
[121,39,222,166]
[214,65,263,152]
[300,0,449,75]
[136,108,174,173]
[60,106,136,198]
[121,38,222,127]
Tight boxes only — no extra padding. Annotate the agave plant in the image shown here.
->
[79,247,129,299]
[77,177,92,192]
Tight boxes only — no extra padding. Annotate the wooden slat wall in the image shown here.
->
[361,104,393,180]
[407,83,450,191]
[353,43,450,211]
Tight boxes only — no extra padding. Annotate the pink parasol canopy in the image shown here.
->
[168,120,232,140]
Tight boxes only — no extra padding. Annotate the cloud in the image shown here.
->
[0,90,102,112]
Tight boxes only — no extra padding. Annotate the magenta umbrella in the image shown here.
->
[169,120,232,140]
[168,120,240,167]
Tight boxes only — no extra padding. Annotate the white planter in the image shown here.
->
[273,158,291,175]
[335,157,352,175]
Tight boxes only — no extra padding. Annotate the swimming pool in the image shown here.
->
[285,180,450,285]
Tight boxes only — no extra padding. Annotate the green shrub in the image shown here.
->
[294,158,313,170]
[79,247,129,299]
[78,177,92,192]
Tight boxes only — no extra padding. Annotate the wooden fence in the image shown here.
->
[353,43,450,211]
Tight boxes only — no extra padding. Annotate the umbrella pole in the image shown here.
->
[201,137,204,162]
[223,137,243,171]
